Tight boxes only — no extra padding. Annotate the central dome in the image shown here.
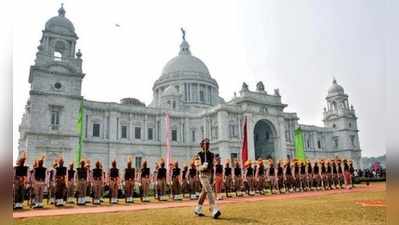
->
[44,4,76,37]
[160,40,210,80]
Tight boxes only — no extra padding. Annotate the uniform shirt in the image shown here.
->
[172,167,181,178]
[157,167,167,179]
[234,167,242,176]
[224,166,232,176]
[327,164,332,173]
[110,168,119,178]
[277,166,283,176]
[332,163,338,174]
[197,150,214,173]
[92,168,103,179]
[300,165,306,174]
[34,167,47,181]
[349,164,354,174]
[321,163,326,173]
[48,169,55,182]
[258,165,265,176]
[337,163,343,173]
[77,167,88,180]
[215,164,223,175]
[182,168,188,179]
[125,168,135,180]
[14,165,28,178]
[294,165,300,175]
[246,167,254,177]
[67,169,75,181]
[285,164,292,176]
[141,167,150,178]
[189,167,197,178]
[313,165,319,174]
[55,166,67,177]
[269,166,275,176]
[307,164,312,174]
[343,162,349,172]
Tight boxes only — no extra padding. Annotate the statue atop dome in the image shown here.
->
[181,27,186,41]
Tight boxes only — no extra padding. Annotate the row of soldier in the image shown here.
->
[13,153,355,209]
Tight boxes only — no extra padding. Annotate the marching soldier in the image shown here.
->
[27,160,37,207]
[326,160,333,190]
[47,161,57,204]
[193,138,221,219]
[171,161,182,200]
[299,161,307,191]
[157,159,167,201]
[255,159,266,195]
[276,161,284,193]
[124,157,135,203]
[140,160,151,202]
[267,159,278,194]
[66,163,76,203]
[313,161,321,190]
[306,160,313,191]
[54,157,67,206]
[337,159,344,189]
[349,160,355,188]
[85,160,92,203]
[109,160,120,204]
[233,160,243,197]
[293,160,300,192]
[320,160,327,190]
[153,162,159,199]
[224,160,233,198]
[188,160,198,200]
[92,160,103,205]
[343,159,351,189]
[76,160,88,205]
[244,160,255,196]
[32,156,47,208]
[284,160,294,192]
[331,159,338,189]
[13,153,28,209]
[181,165,189,198]
[214,155,224,200]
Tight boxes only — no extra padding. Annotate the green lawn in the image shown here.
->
[15,189,385,225]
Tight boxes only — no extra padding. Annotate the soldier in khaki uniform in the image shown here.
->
[108,160,120,204]
[76,160,88,205]
[32,156,46,208]
[171,161,182,200]
[92,160,103,205]
[124,157,135,203]
[66,163,76,203]
[140,160,151,202]
[255,159,266,195]
[233,160,243,197]
[54,157,67,206]
[13,153,28,209]
[223,160,233,198]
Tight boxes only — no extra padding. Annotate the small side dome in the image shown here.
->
[120,98,145,107]
[328,78,345,96]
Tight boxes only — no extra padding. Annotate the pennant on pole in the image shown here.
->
[294,127,305,161]
[240,116,248,167]
[75,99,84,165]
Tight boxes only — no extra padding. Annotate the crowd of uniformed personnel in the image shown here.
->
[13,152,356,210]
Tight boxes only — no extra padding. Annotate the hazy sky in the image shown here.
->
[13,0,389,160]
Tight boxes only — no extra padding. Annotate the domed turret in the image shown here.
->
[327,78,345,97]
[44,4,77,37]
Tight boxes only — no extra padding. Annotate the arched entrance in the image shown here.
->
[254,119,276,160]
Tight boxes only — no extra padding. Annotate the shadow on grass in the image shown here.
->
[217,216,260,224]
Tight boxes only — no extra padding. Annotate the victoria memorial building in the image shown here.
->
[18,6,362,169]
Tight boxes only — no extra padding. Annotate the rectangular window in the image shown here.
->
[148,128,153,140]
[50,110,60,126]
[231,153,238,162]
[192,130,195,143]
[135,156,142,169]
[172,129,177,141]
[121,125,127,139]
[157,121,160,141]
[333,137,338,149]
[201,126,204,139]
[317,140,321,149]
[93,123,100,137]
[200,90,205,103]
[350,135,356,147]
[135,127,141,139]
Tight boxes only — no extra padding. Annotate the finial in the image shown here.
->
[58,3,66,16]
[76,49,82,58]
[332,76,337,84]
[180,27,186,41]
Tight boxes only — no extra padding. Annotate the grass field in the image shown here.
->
[15,185,385,225]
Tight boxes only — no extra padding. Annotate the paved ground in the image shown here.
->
[13,183,384,219]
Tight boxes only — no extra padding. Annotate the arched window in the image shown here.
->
[54,40,66,61]
[54,51,62,61]
[332,101,337,111]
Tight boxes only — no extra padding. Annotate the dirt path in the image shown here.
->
[13,183,384,219]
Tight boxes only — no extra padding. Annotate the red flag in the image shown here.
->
[241,116,248,167]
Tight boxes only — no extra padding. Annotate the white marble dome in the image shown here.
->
[45,5,76,36]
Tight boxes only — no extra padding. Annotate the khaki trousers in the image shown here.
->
[198,173,216,207]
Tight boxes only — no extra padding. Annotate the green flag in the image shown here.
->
[75,99,84,165]
[294,127,305,161]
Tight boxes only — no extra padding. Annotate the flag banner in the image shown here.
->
[294,127,305,161]
[165,112,172,182]
[240,116,248,166]
[75,99,84,165]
